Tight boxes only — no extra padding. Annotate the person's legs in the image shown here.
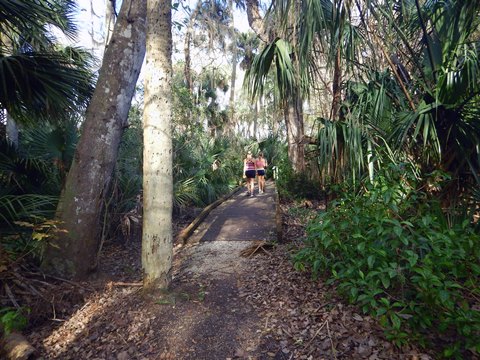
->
[245,170,256,195]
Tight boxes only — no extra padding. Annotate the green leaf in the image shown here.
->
[407,254,419,267]
[390,313,401,330]
[399,236,409,245]
[393,226,402,238]
[439,290,450,304]
[350,287,358,299]
[388,268,397,278]
[357,242,366,252]
[367,255,375,269]
[359,270,365,280]
[380,297,390,306]
[376,307,388,316]
[381,274,391,289]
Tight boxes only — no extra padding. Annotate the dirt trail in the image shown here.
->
[27,186,278,359]
[26,184,432,359]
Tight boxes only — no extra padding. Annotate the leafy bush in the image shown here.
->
[277,169,323,200]
[294,165,480,357]
[0,307,29,335]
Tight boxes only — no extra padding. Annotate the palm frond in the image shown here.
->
[0,194,58,228]
[0,0,78,46]
[0,50,94,122]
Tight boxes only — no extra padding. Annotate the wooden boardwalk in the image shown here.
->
[187,182,278,243]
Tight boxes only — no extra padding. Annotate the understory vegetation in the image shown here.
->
[291,166,480,357]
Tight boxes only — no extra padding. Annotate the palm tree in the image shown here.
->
[245,36,307,172]
[384,0,480,179]
[0,0,94,124]
[267,0,480,193]
[0,0,94,239]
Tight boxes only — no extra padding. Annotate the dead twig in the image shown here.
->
[326,320,338,360]
[240,241,274,257]
[313,302,334,314]
[40,273,92,291]
[4,283,20,309]
[12,278,46,300]
[111,282,143,287]
[305,320,327,349]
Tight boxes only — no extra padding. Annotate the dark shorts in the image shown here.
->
[245,170,256,179]
[257,170,265,176]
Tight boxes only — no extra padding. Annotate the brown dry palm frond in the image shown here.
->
[240,240,275,257]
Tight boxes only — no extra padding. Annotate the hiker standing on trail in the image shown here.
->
[243,151,256,196]
[255,152,268,194]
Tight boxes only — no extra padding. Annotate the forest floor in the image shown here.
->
[12,185,435,359]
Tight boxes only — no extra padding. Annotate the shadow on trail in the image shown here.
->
[192,185,277,243]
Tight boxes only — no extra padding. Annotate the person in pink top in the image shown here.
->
[255,152,268,194]
[243,151,256,196]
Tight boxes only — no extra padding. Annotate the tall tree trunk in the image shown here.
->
[284,93,305,173]
[2,35,19,148]
[83,0,109,71]
[245,0,269,43]
[105,0,116,46]
[5,112,18,148]
[330,45,342,120]
[41,0,147,279]
[253,101,258,139]
[184,0,202,92]
[227,0,237,137]
[142,0,173,290]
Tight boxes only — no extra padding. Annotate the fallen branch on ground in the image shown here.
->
[1,331,37,360]
[240,241,275,257]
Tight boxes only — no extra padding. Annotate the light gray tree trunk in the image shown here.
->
[245,0,269,43]
[41,0,147,279]
[253,101,258,139]
[5,113,19,148]
[142,0,173,290]
[2,35,19,148]
[367,140,374,183]
[284,94,305,173]
[184,0,202,92]
[228,0,237,136]
[105,0,116,46]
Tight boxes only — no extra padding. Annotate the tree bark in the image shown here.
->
[1,331,36,360]
[142,0,173,290]
[330,45,342,120]
[228,0,237,135]
[104,0,116,46]
[5,113,19,148]
[184,0,202,92]
[245,0,269,43]
[284,93,305,173]
[253,101,258,139]
[2,36,19,148]
[41,0,147,279]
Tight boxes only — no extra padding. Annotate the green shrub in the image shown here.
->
[0,307,29,335]
[277,167,323,200]
[294,166,480,357]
